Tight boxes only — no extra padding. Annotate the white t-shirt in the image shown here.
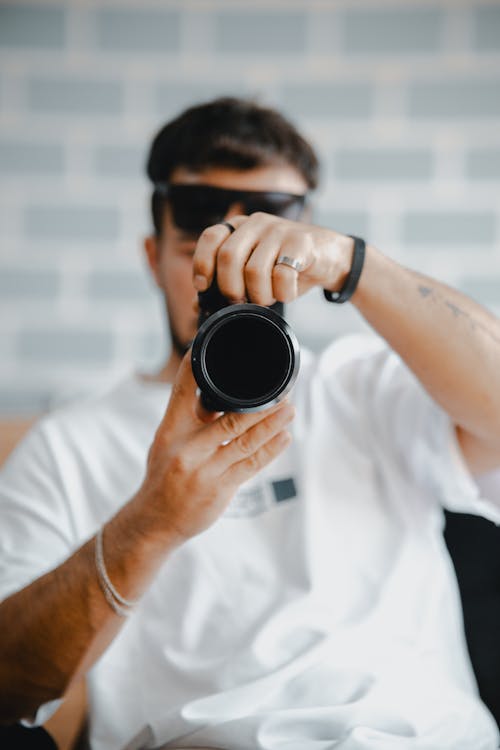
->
[1,335,499,750]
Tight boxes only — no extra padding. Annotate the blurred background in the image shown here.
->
[0,0,499,418]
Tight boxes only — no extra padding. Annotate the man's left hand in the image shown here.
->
[192,213,354,305]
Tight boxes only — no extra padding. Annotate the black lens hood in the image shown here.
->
[191,303,300,413]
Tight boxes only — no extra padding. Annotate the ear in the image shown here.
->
[143,235,161,286]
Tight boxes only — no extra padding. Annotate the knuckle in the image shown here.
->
[200,224,223,242]
[267,225,285,242]
[244,264,274,305]
[245,452,262,472]
[251,211,271,222]
[237,431,254,456]
[244,263,260,283]
[193,256,211,276]
[220,411,242,438]
[217,246,234,267]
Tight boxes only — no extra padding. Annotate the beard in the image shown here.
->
[165,296,197,358]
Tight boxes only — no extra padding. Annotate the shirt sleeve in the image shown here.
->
[0,419,76,603]
[320,334,500,524]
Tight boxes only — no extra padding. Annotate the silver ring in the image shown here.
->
[219,221,235,234]
[275,255,303,272]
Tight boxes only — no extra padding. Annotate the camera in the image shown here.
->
[191,278,300,412]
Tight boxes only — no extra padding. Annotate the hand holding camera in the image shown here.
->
[139,353,295,544]
[191,212,353,306]
[190,213,354,412]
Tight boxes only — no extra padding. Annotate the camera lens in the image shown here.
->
[191,303,300,412]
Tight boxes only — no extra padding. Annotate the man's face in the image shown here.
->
[144,163,309,356]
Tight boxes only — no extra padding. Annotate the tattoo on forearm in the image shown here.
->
[445,301,467,319]
[418,285,433,299]
[417,284,500,346]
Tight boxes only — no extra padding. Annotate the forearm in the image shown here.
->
[0,493,177,724]
[351,245,500,469]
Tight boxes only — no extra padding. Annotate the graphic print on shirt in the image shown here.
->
[222,441,299,517]
[222,476,298,518]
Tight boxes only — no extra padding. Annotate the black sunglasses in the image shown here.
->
[154,183,307,234]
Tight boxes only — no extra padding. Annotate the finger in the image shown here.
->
[195,394,222,424]
[213,216,265,302]
[159,350,199,430]
[271,264,299,304]
[215,401,295,469]
[243,231,282,306]
[190,399,290,457]
[192,216,247,293]
[272,242,307,303]
[224,430,292,486]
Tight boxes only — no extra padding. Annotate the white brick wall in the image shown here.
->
[0,0,499,415]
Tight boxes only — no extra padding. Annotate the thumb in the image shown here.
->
[160,350,200,432]
[195,396,222,424]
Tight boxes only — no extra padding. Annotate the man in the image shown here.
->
[1,97,500,749]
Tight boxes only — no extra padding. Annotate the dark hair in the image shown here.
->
[146,96,319,235]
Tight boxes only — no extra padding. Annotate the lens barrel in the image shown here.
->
[191,303,300,412]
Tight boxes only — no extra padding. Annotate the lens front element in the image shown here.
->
[191,304,300,412]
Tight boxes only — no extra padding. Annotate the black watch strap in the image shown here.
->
[323,235,366,304]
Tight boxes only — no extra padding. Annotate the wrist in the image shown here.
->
[326,234,354,294]
[95,492,182,605]
[127,487,186,552]
[324,235,365,304]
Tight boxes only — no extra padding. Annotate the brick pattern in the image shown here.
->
[0,0,499,415]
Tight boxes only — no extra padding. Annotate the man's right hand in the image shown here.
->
[136,352,295,545]
[0,353,295,723]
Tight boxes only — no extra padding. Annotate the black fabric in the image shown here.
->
[0,724,57,749]
[444,510,500,728]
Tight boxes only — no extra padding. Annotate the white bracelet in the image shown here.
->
[96,572,132,617]
[94,526,138,616]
